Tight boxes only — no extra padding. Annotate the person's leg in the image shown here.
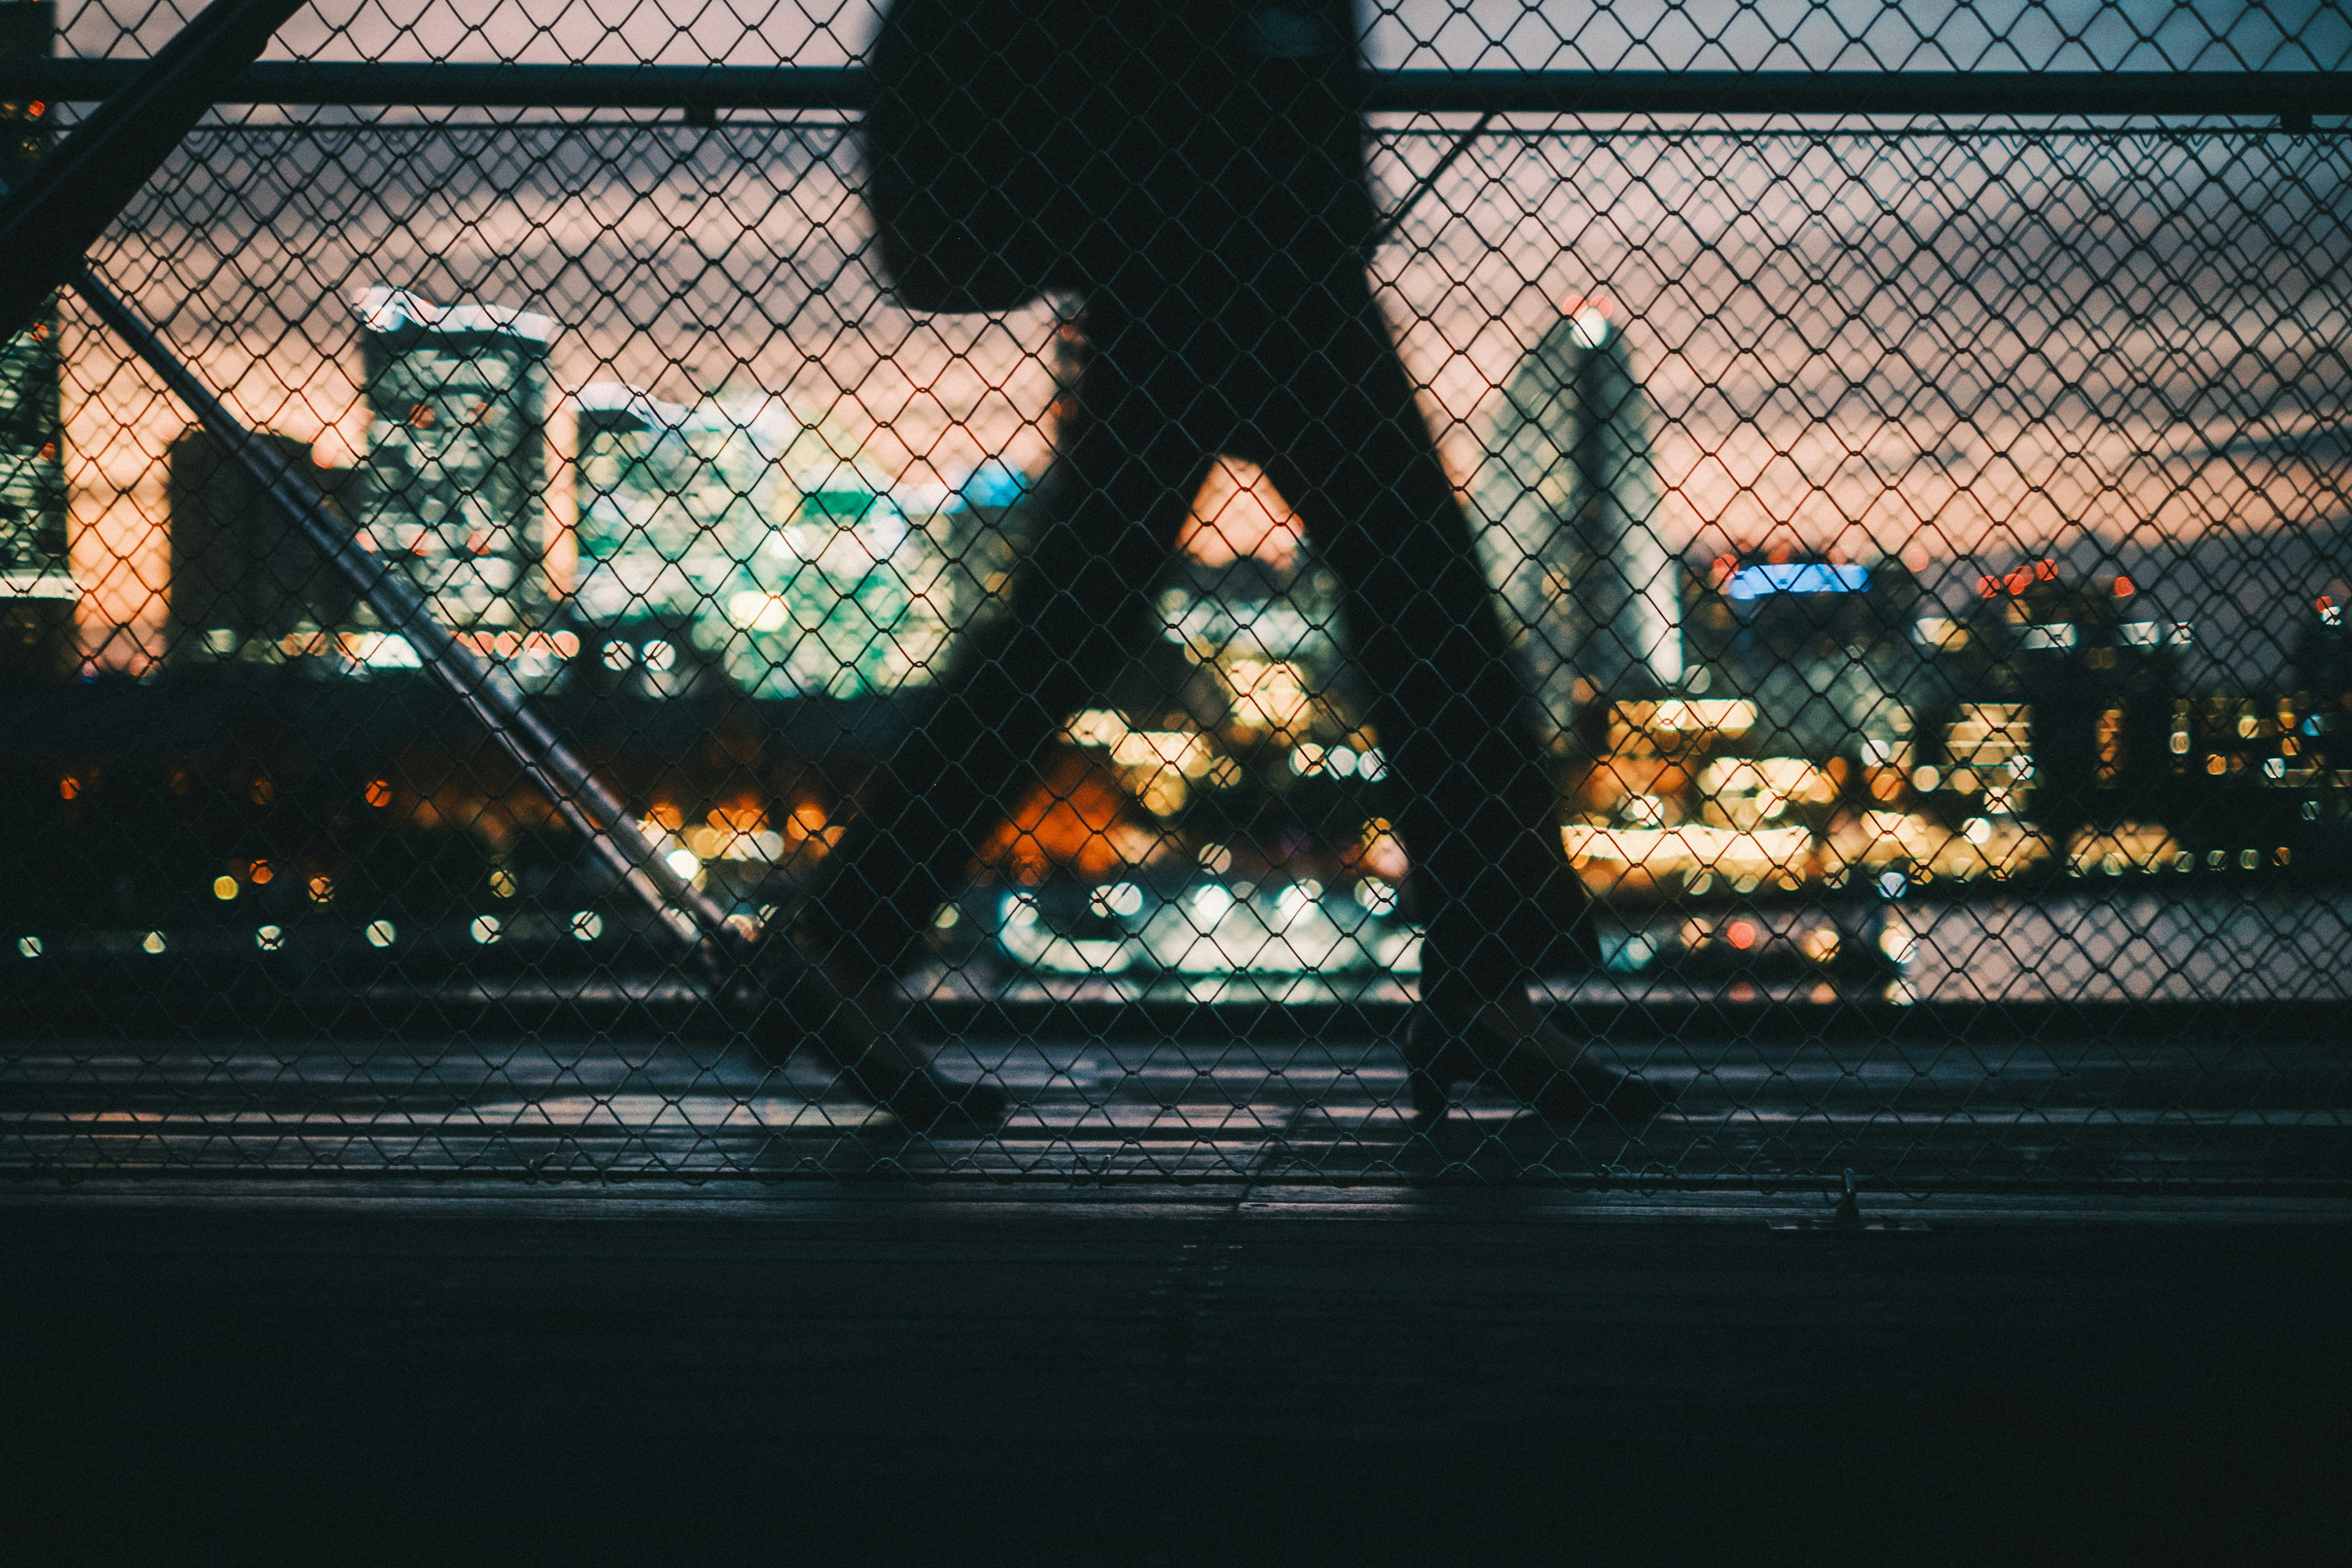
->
[810,299,1215,990]
[1248,265,1659,1125]
[1249,271,1583,1009]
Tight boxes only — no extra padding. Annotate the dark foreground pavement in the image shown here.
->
[4,1187,2348,1566]
[11,1003,2352,1188]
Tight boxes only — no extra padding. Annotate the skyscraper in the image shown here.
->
[1474,303,1681,743]
[573,383,991,700]
[712,410,962,700]
[166,428,360,662]
[353,288,557,633]
[0,1,73,680]
[571,383,772,630]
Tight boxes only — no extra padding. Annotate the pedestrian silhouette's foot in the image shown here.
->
[874,1066,1011,1136]
[1408,995,1670,1128]
[744,935,1011,1132]
[745,935,911,1071]
[1403,1048,1461,1130]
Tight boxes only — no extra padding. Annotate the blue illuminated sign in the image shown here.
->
[1725,562,1870,600]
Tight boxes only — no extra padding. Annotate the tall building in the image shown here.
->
[1939,562,2191,845]
[167,428,360,661]
[1683,552,1926,765]
[353,288,557,632]
[710,410,965,700]
[0,1,74,680]
[569,315,1082,704]
[1474,303,1681,741]
[573,383,1001,700]
[571,383,775,629]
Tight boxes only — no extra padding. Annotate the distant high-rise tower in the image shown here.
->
[572,383,982,700]
[571,383,771,628]
[353,288,556,631]
[167,428,359,660]
[1474,303,1680,741]
[0,1,74,680]
[716,401,963,701]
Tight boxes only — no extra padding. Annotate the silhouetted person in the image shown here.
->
[770,0,1664,1133]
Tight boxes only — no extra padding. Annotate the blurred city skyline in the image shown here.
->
[7,3,2351,1005]
[6,2,2342,670]
[51,117,2350,673]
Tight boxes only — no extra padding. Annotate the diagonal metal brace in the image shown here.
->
[67,261,737,958]
[1372,111,1491,246]
[0,0,309,339]
[0,0,743,968]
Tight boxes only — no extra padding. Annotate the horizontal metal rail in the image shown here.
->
[1,61,2348,117]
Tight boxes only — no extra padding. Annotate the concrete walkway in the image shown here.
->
[6,1187,2348,1562]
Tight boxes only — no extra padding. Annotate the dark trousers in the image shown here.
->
[820,252,1589,1011]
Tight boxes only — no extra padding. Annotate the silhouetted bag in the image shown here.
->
[865,0,1103,314]
[865,0,1373,313]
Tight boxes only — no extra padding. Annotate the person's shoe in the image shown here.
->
[872,1066,1011,1136]
[742,934,1009,1131]
[1400,1008,1482,1128]
[1409,997,1670,1128]
[1520,1048,1670,1128]
[743,929,927,1067]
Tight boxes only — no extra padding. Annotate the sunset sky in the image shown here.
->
[37,3,2351,668]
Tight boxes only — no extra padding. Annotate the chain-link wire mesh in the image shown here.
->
[4,2,2350,1191]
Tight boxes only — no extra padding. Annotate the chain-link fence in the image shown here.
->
[3,2,2349,1191]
